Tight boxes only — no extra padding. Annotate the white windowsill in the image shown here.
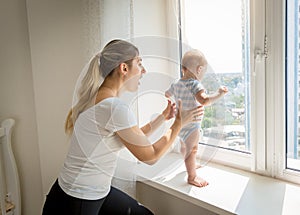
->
[135,152,300,215]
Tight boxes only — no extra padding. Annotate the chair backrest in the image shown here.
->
[0,119,21,215]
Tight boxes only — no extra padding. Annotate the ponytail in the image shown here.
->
[65,39,139,134]
[65,56,100,134]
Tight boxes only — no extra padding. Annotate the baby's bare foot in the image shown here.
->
[188,176,209,187]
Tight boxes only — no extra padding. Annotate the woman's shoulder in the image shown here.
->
[95,97,124,106]
[94,97,131,113]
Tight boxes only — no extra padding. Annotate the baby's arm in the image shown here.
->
[195,86,228,106]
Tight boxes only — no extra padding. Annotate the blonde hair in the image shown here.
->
[182,49,207,73]
[65,39,139,134]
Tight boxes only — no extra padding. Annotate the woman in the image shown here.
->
[42,39,204,215]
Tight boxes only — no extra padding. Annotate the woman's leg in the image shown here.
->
[99,186,154,215]
[42,180,105,215]
[42,180,70,215]
[183,129,209,187]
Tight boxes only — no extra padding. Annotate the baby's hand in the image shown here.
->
[218,86,228,94]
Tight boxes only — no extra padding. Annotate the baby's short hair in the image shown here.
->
[182,49,207,72]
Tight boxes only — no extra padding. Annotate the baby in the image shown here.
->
[165,49,228,187]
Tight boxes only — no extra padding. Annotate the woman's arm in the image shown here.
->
[117,101,204,165]
[117,122,181,165]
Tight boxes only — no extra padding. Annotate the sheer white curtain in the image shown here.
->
[81,0,134,60]
[81,0,101,62]
[100,0,134,44]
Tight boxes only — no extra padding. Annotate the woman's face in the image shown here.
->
[124,56,146,92]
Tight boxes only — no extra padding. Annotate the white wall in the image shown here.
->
[0,0,87,213]
[0,0,43,214]
[26,0,85,197]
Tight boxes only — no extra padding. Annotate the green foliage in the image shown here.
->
[201,73,245,129]
[232,95,245,108]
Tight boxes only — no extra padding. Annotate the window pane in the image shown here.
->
[182,0,250,153]
[286,0,300,170]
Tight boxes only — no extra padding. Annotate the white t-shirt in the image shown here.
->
[58,97,137,200]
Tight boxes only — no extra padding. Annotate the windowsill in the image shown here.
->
[135,152,300,215]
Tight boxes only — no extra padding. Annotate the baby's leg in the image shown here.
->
[181,139,201,168]
[184,129,208,187]
[180,139,186,156]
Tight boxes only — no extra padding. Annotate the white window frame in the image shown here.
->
[265,0,284,178]
[271,0,300,184]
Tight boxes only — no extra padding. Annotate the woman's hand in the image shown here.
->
[175,100,204,127]
[162,99,177,120]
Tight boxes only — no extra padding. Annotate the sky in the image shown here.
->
[184,0,244,73]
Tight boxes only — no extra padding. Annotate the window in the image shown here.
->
[181,0,250,154]
[180,0,252,167]
[180,0,300,183]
